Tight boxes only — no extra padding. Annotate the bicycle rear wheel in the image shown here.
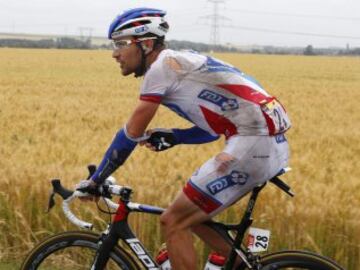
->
[21,231,141,270]
[255,250,344,270]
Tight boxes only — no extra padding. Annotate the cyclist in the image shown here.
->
[77,7,291,270]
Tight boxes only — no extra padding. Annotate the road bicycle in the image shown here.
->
[21,165,344,269]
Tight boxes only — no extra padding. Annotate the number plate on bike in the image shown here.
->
[246,227,270,252]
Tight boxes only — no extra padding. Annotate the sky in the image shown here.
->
[0,0,359,48]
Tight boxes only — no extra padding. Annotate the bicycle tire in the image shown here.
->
[247,250,345,270]
[21,231,142,270]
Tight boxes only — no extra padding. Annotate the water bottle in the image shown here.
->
[204,252,226,270]
[155,245,172,270]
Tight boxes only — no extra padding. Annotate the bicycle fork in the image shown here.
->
[90,225,118,270]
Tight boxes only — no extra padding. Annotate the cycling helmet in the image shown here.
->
[108,8,168,39]
[108,8,169,77]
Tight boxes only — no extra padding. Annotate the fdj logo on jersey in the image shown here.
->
[198,89,239,111]
[207,170,249,195]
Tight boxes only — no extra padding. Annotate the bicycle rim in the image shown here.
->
[257,250,345,270]
[21,231,141,270]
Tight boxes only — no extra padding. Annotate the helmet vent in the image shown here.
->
[159,22,169,30]
[119,19,151,31]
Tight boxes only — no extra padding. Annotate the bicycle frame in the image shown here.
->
[48,170,294,270]
[90,180,287,270]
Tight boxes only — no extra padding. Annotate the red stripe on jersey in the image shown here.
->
[183,182,221,214]
[217,84,284,135]
[140,94,162,104]
[217,84,272,105]
[262,111,276,135]
[199,106,237,139]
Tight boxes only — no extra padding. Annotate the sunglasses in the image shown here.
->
[111,37,157,50]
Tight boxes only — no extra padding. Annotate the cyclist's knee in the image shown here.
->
[160,207,193,232]
[160,211,172,227]
[160,210,182,236]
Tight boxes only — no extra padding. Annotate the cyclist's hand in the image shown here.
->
[140,128,177,152]
[75,179,99,202]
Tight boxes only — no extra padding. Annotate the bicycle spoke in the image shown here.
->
[21,232,140,270]
[34,246,119,270]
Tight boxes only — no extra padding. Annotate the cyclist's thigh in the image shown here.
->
[183,134,289,217]
[162,191,212,229]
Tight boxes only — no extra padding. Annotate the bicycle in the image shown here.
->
[21,165,344,270]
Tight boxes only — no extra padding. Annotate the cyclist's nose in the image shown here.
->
[112,48,121,59]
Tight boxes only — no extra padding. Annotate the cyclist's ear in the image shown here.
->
[141,44,151,54]
[141,39,155,54]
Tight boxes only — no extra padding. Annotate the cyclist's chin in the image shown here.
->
[120,67,132,76]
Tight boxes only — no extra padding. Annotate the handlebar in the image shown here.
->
[48,178,129,230]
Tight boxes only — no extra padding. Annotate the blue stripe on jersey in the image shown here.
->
[201,56,265,89]
[205,56,243,75]
[242,73,264,89]
[163,102,194,123]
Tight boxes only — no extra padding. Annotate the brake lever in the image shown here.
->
[46,192,56,213]
[87,164,97,180]
[47,178,73,213]
[51,179,73,199]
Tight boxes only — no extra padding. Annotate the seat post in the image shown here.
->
[225,183,267,269]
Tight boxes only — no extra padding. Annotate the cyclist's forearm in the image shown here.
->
[92,100,159,183]
[91,129,136,184]
[172,126,220,145]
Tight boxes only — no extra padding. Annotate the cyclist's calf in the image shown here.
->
[191,223,231,256]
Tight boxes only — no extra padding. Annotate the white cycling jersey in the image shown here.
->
[140,49,291,138]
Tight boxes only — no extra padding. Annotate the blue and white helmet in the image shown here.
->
[108,8,169,40]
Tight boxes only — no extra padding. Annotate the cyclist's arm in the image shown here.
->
[143,126,220,152]
[172,126,220,144]
[91,100,159,184]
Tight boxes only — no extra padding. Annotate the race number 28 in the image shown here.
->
[247,228,271,252]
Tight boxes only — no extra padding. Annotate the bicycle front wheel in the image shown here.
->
[256,250,345,270]
[21,231,141,270]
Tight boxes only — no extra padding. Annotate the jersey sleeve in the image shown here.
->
[140,54,178,104]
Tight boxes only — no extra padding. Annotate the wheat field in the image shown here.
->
[0,48,359,269]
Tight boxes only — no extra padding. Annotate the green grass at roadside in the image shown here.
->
[0,262,20,270]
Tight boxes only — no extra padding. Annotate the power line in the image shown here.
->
[174,23,360,40]
[176,7,360,22]
[223,25,360,40]
[226,8,360,22]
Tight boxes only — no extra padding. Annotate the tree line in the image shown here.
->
[0,37,359,55]
[0,37,238,52]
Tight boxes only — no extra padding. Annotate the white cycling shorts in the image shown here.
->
[183,134,289,216]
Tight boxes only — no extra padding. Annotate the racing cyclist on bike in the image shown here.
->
[77,7,291,270]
